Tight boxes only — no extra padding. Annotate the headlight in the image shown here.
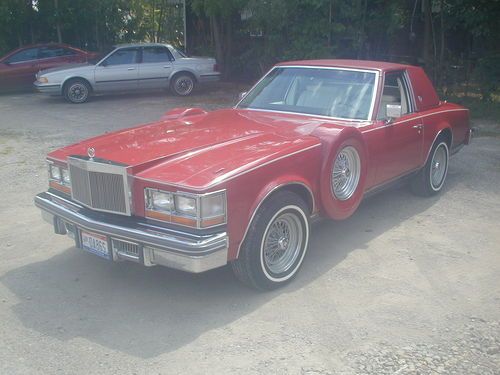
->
[175,195,197,216]
[144,188,226,228]
[61,168,71,185]
[38,77,48,83]
[49,164,61,180]
[47,161,71,194]
[147,190,173,212]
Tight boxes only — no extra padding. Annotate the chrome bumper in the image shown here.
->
[34,192,228,273]
[33,82,61,95]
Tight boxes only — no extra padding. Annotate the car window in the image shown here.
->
[377,71,411,120]
[142,47,173,63]
[103,48,139,66]
[39,46,76,59]
[5,48,39,63]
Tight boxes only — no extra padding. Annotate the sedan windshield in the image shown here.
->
[238,67,377,120]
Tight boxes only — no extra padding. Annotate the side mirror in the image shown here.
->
[238,91,247,101]
[100,60,108,67]
[386,104,402,119]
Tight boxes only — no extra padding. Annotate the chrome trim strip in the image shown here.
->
[135,143,322,191]
[361,109,468,133]
[236,181,315,259]
[34,192,228,256]
[235,65,380,122]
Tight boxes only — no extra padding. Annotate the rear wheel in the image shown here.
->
[64,79,90,104]
[231,191,310,290]
[411,139,449,196]
[170,73,195,96]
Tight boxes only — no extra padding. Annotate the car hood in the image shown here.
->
[48,109,340,189]
[40,63,94,76]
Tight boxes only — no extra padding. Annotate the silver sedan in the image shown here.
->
[34,43,220,103]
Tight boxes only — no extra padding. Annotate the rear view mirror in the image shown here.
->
[386,104,402,119]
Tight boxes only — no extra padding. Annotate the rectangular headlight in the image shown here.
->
[144,188,226,228]
[145,189,174,212]
[47,161,71,194]
[175,195,197,216]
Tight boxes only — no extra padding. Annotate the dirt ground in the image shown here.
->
[0,87,499,374]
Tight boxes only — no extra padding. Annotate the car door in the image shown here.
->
[0,47,40,89]
[369,70,424,185]
[94,47,139,92]
[138,46,173,89]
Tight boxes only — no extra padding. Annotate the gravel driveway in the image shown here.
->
[0,88,499,374]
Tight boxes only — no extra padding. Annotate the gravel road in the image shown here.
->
[0,88,499,374]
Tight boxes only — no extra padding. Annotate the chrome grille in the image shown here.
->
[68,157,131,216]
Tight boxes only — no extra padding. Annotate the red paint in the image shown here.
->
[46,61,470,261]
[0,43,97,91]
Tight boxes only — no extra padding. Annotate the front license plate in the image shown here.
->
[81,231,110,259]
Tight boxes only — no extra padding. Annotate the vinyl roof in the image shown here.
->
[276,59,415,72]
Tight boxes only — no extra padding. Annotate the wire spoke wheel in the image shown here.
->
[262,212,304,275]
[430,143,448,190]
[173,76,194,96]
[331,146,361,200]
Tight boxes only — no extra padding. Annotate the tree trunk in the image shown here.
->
[422,0,432,71]
[54,0,62,43]
[210,15,224,75]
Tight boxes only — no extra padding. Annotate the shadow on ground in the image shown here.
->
[1,175,459,359]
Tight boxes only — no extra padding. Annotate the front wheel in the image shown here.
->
[231,191,310,290]
[64,79,90,104]
[411,140,449,196]
[170,74,195,96]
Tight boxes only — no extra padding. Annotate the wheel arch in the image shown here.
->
[424,126,452,165]
[61,76,93,95]
[170,69,198,84]
[235,180,315,259]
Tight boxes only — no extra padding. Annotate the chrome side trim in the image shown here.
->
[361,109,468,133]
[135,143,322,191]
[235,181,315,259]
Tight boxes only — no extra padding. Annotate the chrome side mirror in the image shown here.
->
[238,91,247,101]
[386,104,402,119]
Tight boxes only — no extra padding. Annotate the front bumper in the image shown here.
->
[34,192,228,273]
[33,81,61,95]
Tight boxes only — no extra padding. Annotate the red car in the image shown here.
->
[0,43,97,91]
[35,60,473,290]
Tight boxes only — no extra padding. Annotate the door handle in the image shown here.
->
[127,67,136,71]
[163,66,171,69]
[412,125,423,129]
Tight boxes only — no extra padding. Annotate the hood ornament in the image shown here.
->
[87,147,96,159]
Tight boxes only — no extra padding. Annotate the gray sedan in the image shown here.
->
[34,43,220,103]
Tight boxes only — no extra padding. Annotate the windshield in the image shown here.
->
[238,67,377,120]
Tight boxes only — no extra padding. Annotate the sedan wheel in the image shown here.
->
[64,80,90,104]
[171,74,195,96]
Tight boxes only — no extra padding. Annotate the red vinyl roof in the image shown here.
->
[276,59,414,71]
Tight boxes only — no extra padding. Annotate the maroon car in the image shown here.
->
[0,43,98,92]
